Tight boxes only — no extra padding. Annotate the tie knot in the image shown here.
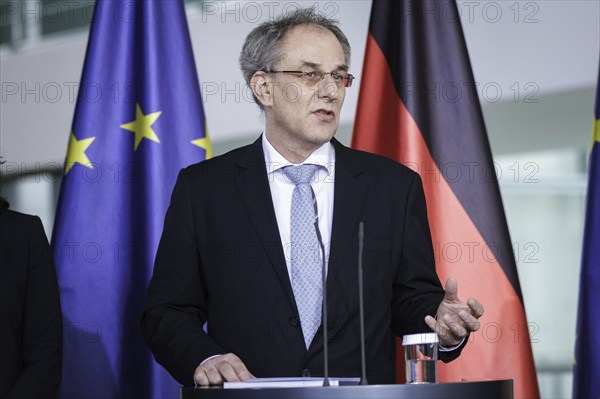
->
[283,164,319,185]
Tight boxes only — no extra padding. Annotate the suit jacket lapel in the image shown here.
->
[327,139,367,293]
[306,139,367,357]
[234,137,298,313]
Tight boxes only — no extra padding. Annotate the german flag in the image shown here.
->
[351,1,539,397]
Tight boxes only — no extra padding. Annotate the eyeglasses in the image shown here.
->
[267,70,355,88]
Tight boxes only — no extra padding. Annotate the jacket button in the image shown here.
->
[289,316,300,327]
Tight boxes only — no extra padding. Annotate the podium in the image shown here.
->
[181,379,513,399]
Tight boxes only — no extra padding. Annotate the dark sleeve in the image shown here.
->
[390,173,466,362]
[141,169,225,386]
[7,216,62,399]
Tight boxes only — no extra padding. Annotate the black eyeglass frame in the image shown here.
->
[267,70,355,88]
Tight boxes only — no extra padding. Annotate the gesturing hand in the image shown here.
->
[425,277,484,347]
[194,353,255,386]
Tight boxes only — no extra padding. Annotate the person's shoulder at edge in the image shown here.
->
[0,209,41,233]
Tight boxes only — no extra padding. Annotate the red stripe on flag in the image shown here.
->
[353,34,539,399]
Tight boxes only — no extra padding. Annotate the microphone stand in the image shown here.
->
[314,219,330,387]
[358,222,368,385]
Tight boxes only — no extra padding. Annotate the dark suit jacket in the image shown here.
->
[142,137,462,386]
[0,210,62,398]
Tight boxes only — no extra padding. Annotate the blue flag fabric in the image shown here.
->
[573,66,600,399]
[51,1,210,398]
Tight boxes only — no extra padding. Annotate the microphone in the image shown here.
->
[313,216,330,387]
[358,222,368,385]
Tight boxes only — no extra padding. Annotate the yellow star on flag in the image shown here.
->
[191,125,213,159]
[120,103,162,151]
[65,132,96,175]
[593,117,599,147]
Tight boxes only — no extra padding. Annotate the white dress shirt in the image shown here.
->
[262,133,335,280]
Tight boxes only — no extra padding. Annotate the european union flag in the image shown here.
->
[51,1,210,397]
[573,66,600,399]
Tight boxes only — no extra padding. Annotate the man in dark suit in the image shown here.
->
[0,199,63,398]
[141,8,484,386]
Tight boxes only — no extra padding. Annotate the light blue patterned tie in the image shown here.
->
[283,164,322,349]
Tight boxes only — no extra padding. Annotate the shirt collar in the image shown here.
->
[262,133,335,175]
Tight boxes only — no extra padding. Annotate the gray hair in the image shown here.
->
[239,7,351,109]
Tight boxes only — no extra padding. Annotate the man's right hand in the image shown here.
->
[193,353,255,386]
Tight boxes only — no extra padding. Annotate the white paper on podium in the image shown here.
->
[223,377,360,389]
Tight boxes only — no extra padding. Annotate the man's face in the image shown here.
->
[264,24,348,159]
